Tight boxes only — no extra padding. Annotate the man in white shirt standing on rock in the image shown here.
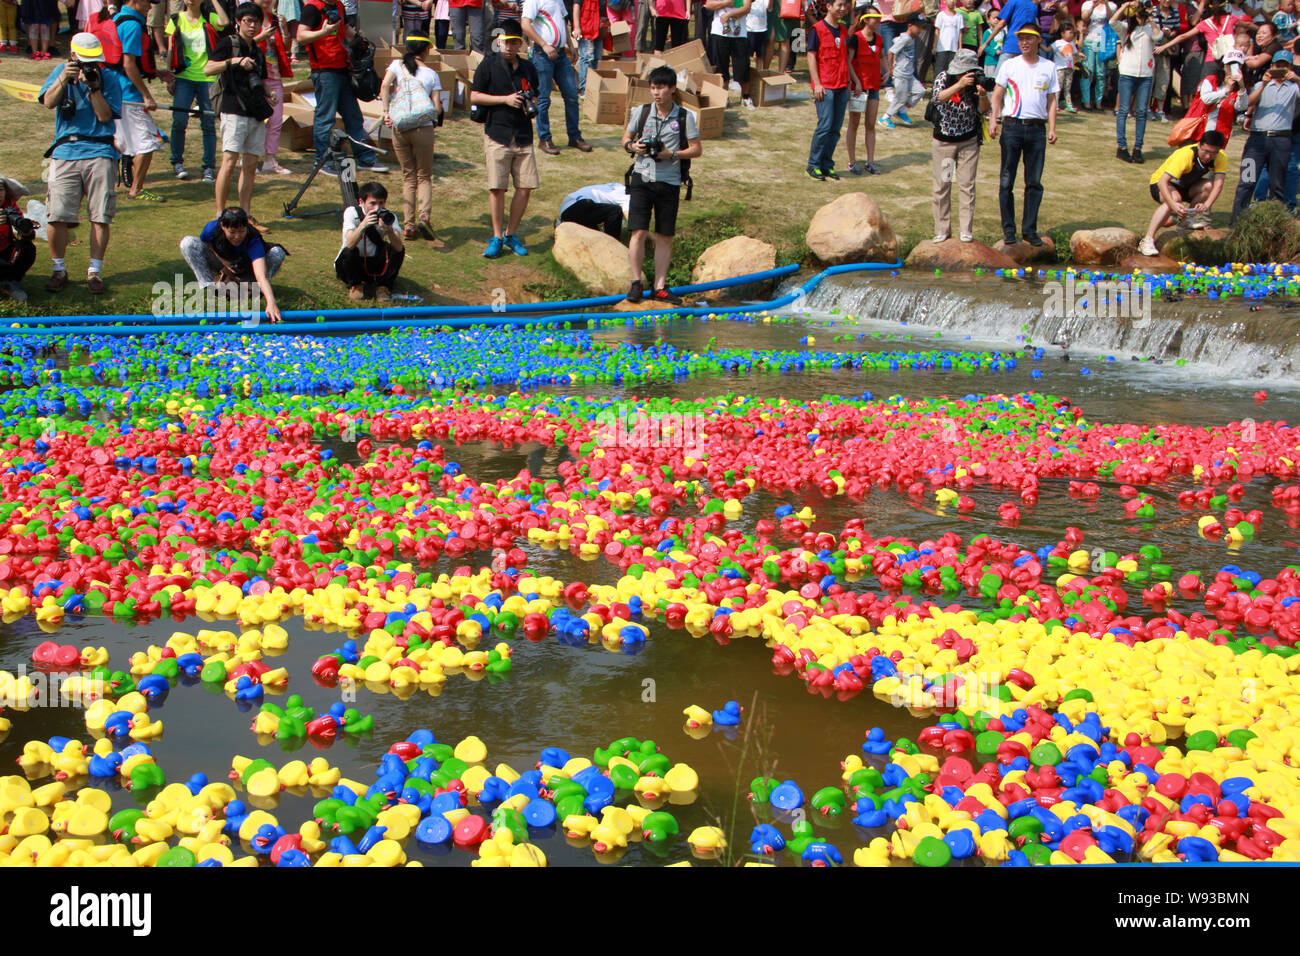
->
[989,23,1058,247]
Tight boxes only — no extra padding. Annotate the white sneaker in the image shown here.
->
[174,163,189,180]
[933,233,950,243]
[202,167,216,184]
[743,96,755,109]
[1138,237,1158,256]
[960,233,973,242]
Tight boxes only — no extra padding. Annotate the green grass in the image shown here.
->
[0,53,1248,316]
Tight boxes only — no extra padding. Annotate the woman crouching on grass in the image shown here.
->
[846,6,884,174]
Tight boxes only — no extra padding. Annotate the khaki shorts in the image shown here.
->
[47,156,117,226]
[148,1,169,29]
[115,101,164,155]
[485,137,539,191]
[221,113,268,156]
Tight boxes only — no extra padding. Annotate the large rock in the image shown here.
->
[905,239,1018,271]
[691,235,777,297]
[552,222,633,294]
[1119,254,1181,273]
[1070,227,1139,265]
[994,236,1056,264]
[805,193,899,265]
[1155,226,1230,263]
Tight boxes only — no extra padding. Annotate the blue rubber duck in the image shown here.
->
[712,701,743,726]
[750,823,786,856]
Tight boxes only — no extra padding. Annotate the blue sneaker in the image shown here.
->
[879,115,896,129]
[898,110,913,126]
[504,234,528,256]
[483,236,504,258]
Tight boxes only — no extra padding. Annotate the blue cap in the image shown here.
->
[1274,49,1294,65]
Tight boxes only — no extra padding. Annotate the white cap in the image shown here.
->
[70,32,106,62]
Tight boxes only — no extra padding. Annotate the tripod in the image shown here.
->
[282,126,388,219]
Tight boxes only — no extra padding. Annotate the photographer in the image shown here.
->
[206,2,272,221]
[930,48,991,243]
[297,0,389,173]
[1232,48,1299,219]
[180,205,285,320]
[336,180,405,301]
[470,19,540,258]
[1112,0,1164,164]
[620,64,702,305]
[39,31,123,295]
[0,174,36,303]
[1139,129,1226,255]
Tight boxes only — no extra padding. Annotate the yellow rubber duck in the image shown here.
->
[682,705,712,729]
[453,735,488,764]
[299,820,327,854]
[84,699,116,735]
[0,776,36,812]
[244,766,282,799]
[563,813,598,840]
[53,804,109,839]
[277,760,311,789]
[307,758,340,789]
[589,821,629,854]
[251,711,281,736]
[686,826,727,855]
[17,740,53,772]
[853,837,894,867]
[30,781,66,808]
[127,713,164,741]
[6,806,50,837]
[79,646,109,668]
[260,625,289,651]
[633,776,671,802]
[663,763,699,794]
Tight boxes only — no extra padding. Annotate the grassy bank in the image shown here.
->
[0,52,1242,316]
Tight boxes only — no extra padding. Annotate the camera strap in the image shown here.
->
[624,104,693,200]
[43,134,117,159]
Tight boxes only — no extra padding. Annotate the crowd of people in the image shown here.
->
[5,0,1300,310]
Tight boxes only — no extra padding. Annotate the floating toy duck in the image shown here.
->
[642,811,679,843]
[687,826,727,856]
[750,823,786,856]
[712,701,743,726]
[682,705,712,729]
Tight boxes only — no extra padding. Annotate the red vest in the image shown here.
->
[851,29,881,90]
[304,0,349,71]
[578,0,603,42]
[812,20,849,90]
[259,20,294,79]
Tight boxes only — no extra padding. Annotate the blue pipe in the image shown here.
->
[2,261,901,335]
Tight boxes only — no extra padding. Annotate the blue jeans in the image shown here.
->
[532,47,583,144]
[808,86,849,172]
[1081,40,1108,107]
[999,119,1046,239]
[576,37,602,97]
[879,21,899,87]
[170,77,216,170]
[1234,131,1292,219]
[1116,72,1153,149]
[311,69,377,167]
[1253,133,1300,210]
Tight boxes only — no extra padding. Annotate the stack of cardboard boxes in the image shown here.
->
[582,39,736,139]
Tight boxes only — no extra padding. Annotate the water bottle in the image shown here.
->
[25,200,48,242]
[389,293,424,303]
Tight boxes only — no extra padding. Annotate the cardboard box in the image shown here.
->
[751,69,795,106]
[434,68,458,113]
[583,68,630,125]
[659,38,709,72]
[609,19,632,53]
[279,104,316,152]
[625,85,726,139]
[687,71,724,92]
[602,58,640,75]
[625,77,654,115]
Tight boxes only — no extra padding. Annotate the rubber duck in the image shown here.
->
[308,758,340,789]
[51,744,88,781]
[664,763,699,795]
[642,810,680,843]
[712,701,743,726]
[687,826,727,856]
[682,705,712,729]
[633,775,671,802]
[17,740,53,772]
[131,817,175,845]
[277,761,311,790]
[750,823,786,856]
[563,813,598,841]
[749,777,779,803]
[590,821,629,854]
[853,837,894,867]
[802,842,844,866]
[31,781,67,807]
[863,727,894,755]
[128,712,164,741]
[769,780,805,811]
[811,786,847,819]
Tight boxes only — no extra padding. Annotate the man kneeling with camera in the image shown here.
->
[180,205,284,321]
[620,65,702,305]
[336,181,405,302]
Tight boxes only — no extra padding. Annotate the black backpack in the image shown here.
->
[624,103,693,201]
[347,33,381,102]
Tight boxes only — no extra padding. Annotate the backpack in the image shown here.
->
[624,103,693,200]
[97,9,158,78]
[169,12,220,74]
[389,62,439,131]
[347,33,382,102]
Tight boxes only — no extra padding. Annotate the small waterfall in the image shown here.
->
[790,274,1300,379]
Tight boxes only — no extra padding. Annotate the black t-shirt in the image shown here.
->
[299,1,323,30]
[206,0,238,34]
[471,53,541,147]
[212,35,268,116]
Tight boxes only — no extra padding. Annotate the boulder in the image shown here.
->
[1155,226,1231,263]
[805,193,899,265]
[552,222,633,294]
[691,235,778,297]
[905,238,1018,271]
[1119,254,1181,273]
[1070,227,1139,265]
[994,236,1057,264]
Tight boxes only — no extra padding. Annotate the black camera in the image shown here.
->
[376,208,395,226]
[965,69,996,93]
[0,208,34,243]
[323,5,341,24]
[518,87,539,118]
[78,61,102,90]
[640,137,666,159]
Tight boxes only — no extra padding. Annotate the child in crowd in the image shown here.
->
[1053,20,1080,111]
